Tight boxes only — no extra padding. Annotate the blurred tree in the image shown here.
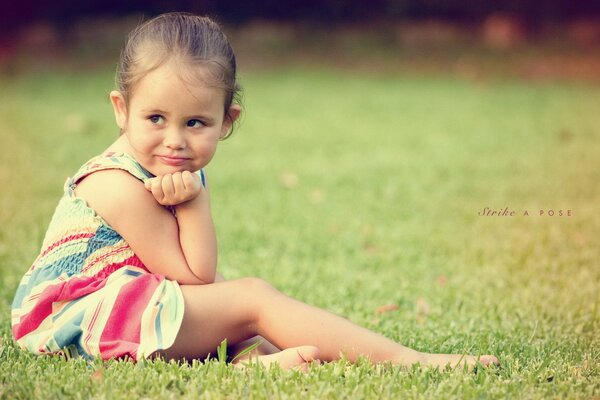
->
[1,0,599,37]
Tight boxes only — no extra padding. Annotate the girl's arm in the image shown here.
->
[74,169,216,285]
[151,171,217,284]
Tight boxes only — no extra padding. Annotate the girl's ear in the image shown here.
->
[109,90,128,130]
[220,104,241,138]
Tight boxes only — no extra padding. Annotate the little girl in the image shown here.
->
[11,13,497,370]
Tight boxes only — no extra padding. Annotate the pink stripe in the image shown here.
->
[12,283,63,340]
[12,276,108,340]
[28,293,40,301]
[13,255,149,344]
[84,299,103,344]
[98,274,163,360]
[82,245,130,273]
[39,233,95,259]
[92,255,148,278]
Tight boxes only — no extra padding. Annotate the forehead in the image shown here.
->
[129,63,225,113]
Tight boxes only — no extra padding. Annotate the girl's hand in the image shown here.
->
[144,171,202,206]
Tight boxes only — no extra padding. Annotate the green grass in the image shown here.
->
[0,67,599,399]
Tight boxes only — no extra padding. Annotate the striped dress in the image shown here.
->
[11,152,190,361]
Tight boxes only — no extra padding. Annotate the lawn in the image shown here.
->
[0,67,598,399]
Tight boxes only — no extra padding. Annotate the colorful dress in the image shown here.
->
[11,152,191,361]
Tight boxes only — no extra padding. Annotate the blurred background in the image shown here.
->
[1,0,600,80]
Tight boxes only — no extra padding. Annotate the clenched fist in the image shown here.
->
[144,171,202,206]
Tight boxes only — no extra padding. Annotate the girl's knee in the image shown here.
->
[237,277,278,295]
[231,277,279,324]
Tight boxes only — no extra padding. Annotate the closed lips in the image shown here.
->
[158,155,189,165]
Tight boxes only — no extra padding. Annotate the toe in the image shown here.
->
[296,345,321,364]
[480,355,499,367]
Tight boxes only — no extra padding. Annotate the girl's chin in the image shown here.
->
[137,157,201,176]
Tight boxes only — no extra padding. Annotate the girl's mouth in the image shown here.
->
[157,155,190,166]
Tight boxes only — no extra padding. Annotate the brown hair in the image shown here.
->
[116,12,241,139]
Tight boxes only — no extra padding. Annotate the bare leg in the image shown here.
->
[215,272,282,361]
[151,278,317,370]
[153,278,497,369]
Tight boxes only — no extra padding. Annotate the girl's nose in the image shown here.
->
[164,129,186,150]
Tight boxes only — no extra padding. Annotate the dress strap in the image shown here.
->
[64,152,152,194]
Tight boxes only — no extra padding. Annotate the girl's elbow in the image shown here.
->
[203,270,217,285]
[190,265,216,285]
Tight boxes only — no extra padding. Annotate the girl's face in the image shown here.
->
[110,62,240,176]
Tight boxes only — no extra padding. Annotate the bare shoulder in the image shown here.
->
[74,169,168,230]
[74,168,148,205]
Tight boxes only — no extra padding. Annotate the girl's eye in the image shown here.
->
[149,115,165,125]
[187,119,204,128]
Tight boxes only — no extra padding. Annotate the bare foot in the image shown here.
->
[233,345,321,371]
[421,353,499,371]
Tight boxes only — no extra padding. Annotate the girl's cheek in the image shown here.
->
[131,135,155,149]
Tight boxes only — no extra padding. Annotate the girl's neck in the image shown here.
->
[104,135,131,156]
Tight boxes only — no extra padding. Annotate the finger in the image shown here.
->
[171,172,185,193]
[144,178,153,190]
[149,176,165,199]
[182,170,201,191]
[161,174,175,199]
